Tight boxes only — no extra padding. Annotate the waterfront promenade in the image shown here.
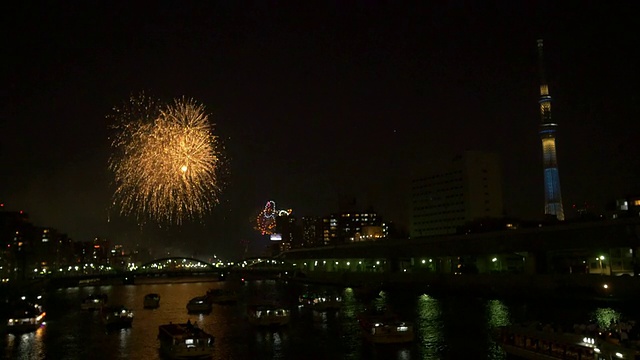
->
[285,270,640,302]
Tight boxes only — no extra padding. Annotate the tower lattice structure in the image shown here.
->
[537,39,565,221]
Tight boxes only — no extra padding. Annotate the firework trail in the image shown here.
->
[109,94,222,224]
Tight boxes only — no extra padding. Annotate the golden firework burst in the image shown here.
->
[109,95,221,224]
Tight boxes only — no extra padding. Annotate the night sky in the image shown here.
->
[2,1,639,259]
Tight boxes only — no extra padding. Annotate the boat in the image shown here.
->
[80,293,108,310]
[495,323,640,360]
[247,304,290,327]
[187,296,212,313]
[158,322,215,359]
[144,293,161,309]
[101,305,134,329]
[206,289,238,304]
[298,291,343,311]
[357,308,414,344]
[5,301,46,333]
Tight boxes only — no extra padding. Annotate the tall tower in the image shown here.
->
[537,39,565,221]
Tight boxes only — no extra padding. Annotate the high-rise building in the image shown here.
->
[301,216,322,247]
[321,215,339,246]
[275,212,299,252]
[319,211,383,245]
[537,39,565,221]
[339,212,381,243]
[611,195,640,219]
[33,227,72,275]
[0,209,33,281]
[410,151,504,238]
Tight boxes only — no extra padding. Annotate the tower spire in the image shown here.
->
[537,39,565,221]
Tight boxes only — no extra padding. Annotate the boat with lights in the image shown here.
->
[158,322,215,359]
[298,291,343,311]
[247,304,290,327]
[357,308,414,344]
[495,323,640,360]
[101,305,134,329]
[81,293,108,310]
[4,301,46,333]
[187,296,212,313]
[144,293,161,309]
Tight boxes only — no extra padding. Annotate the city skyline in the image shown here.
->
[3,2,639,258]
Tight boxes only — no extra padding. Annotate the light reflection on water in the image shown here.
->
[416,294,445,359]
[5,326,46,360]
[486,299,511,359]
[2,279,637,360]
[486,299,511,328]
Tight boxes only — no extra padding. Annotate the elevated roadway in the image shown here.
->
[279,217,640,272]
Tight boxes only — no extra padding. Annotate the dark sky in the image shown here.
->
[2,1,639,259]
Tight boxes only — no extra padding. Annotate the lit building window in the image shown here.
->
[621,201,629,211]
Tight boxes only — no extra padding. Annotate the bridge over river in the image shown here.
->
[4,218,638,302]
[1,256,292,291]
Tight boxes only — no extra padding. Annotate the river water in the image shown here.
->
[3,277,638,359]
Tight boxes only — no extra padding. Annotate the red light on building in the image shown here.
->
[94,245,101,248]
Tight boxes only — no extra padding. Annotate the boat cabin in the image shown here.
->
[496,325,639,360]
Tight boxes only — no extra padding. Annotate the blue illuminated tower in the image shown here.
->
[537,39,565,221]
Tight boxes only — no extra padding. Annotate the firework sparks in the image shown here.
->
[255,201,277,235]
[109,95,221,224]
[254,200,292,235]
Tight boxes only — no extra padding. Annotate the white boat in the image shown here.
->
[158,322,215,359]
[298,291,343,311]
[358,308,414,344]
[206,289,238,304]
[101,306,134,329]
[144,293,161,309]
[187,296,212,313]
[247,304,290,327]
[81,293,108,310]
[496,323,640,360]
[5,302,46,333]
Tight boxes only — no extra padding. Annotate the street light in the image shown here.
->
[598,256,605,275]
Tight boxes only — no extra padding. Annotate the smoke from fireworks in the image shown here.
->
[109,94,222,224]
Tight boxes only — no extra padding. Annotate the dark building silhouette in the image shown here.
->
[410,151,504,238]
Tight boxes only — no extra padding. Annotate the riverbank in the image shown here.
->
[286,271,640,302]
